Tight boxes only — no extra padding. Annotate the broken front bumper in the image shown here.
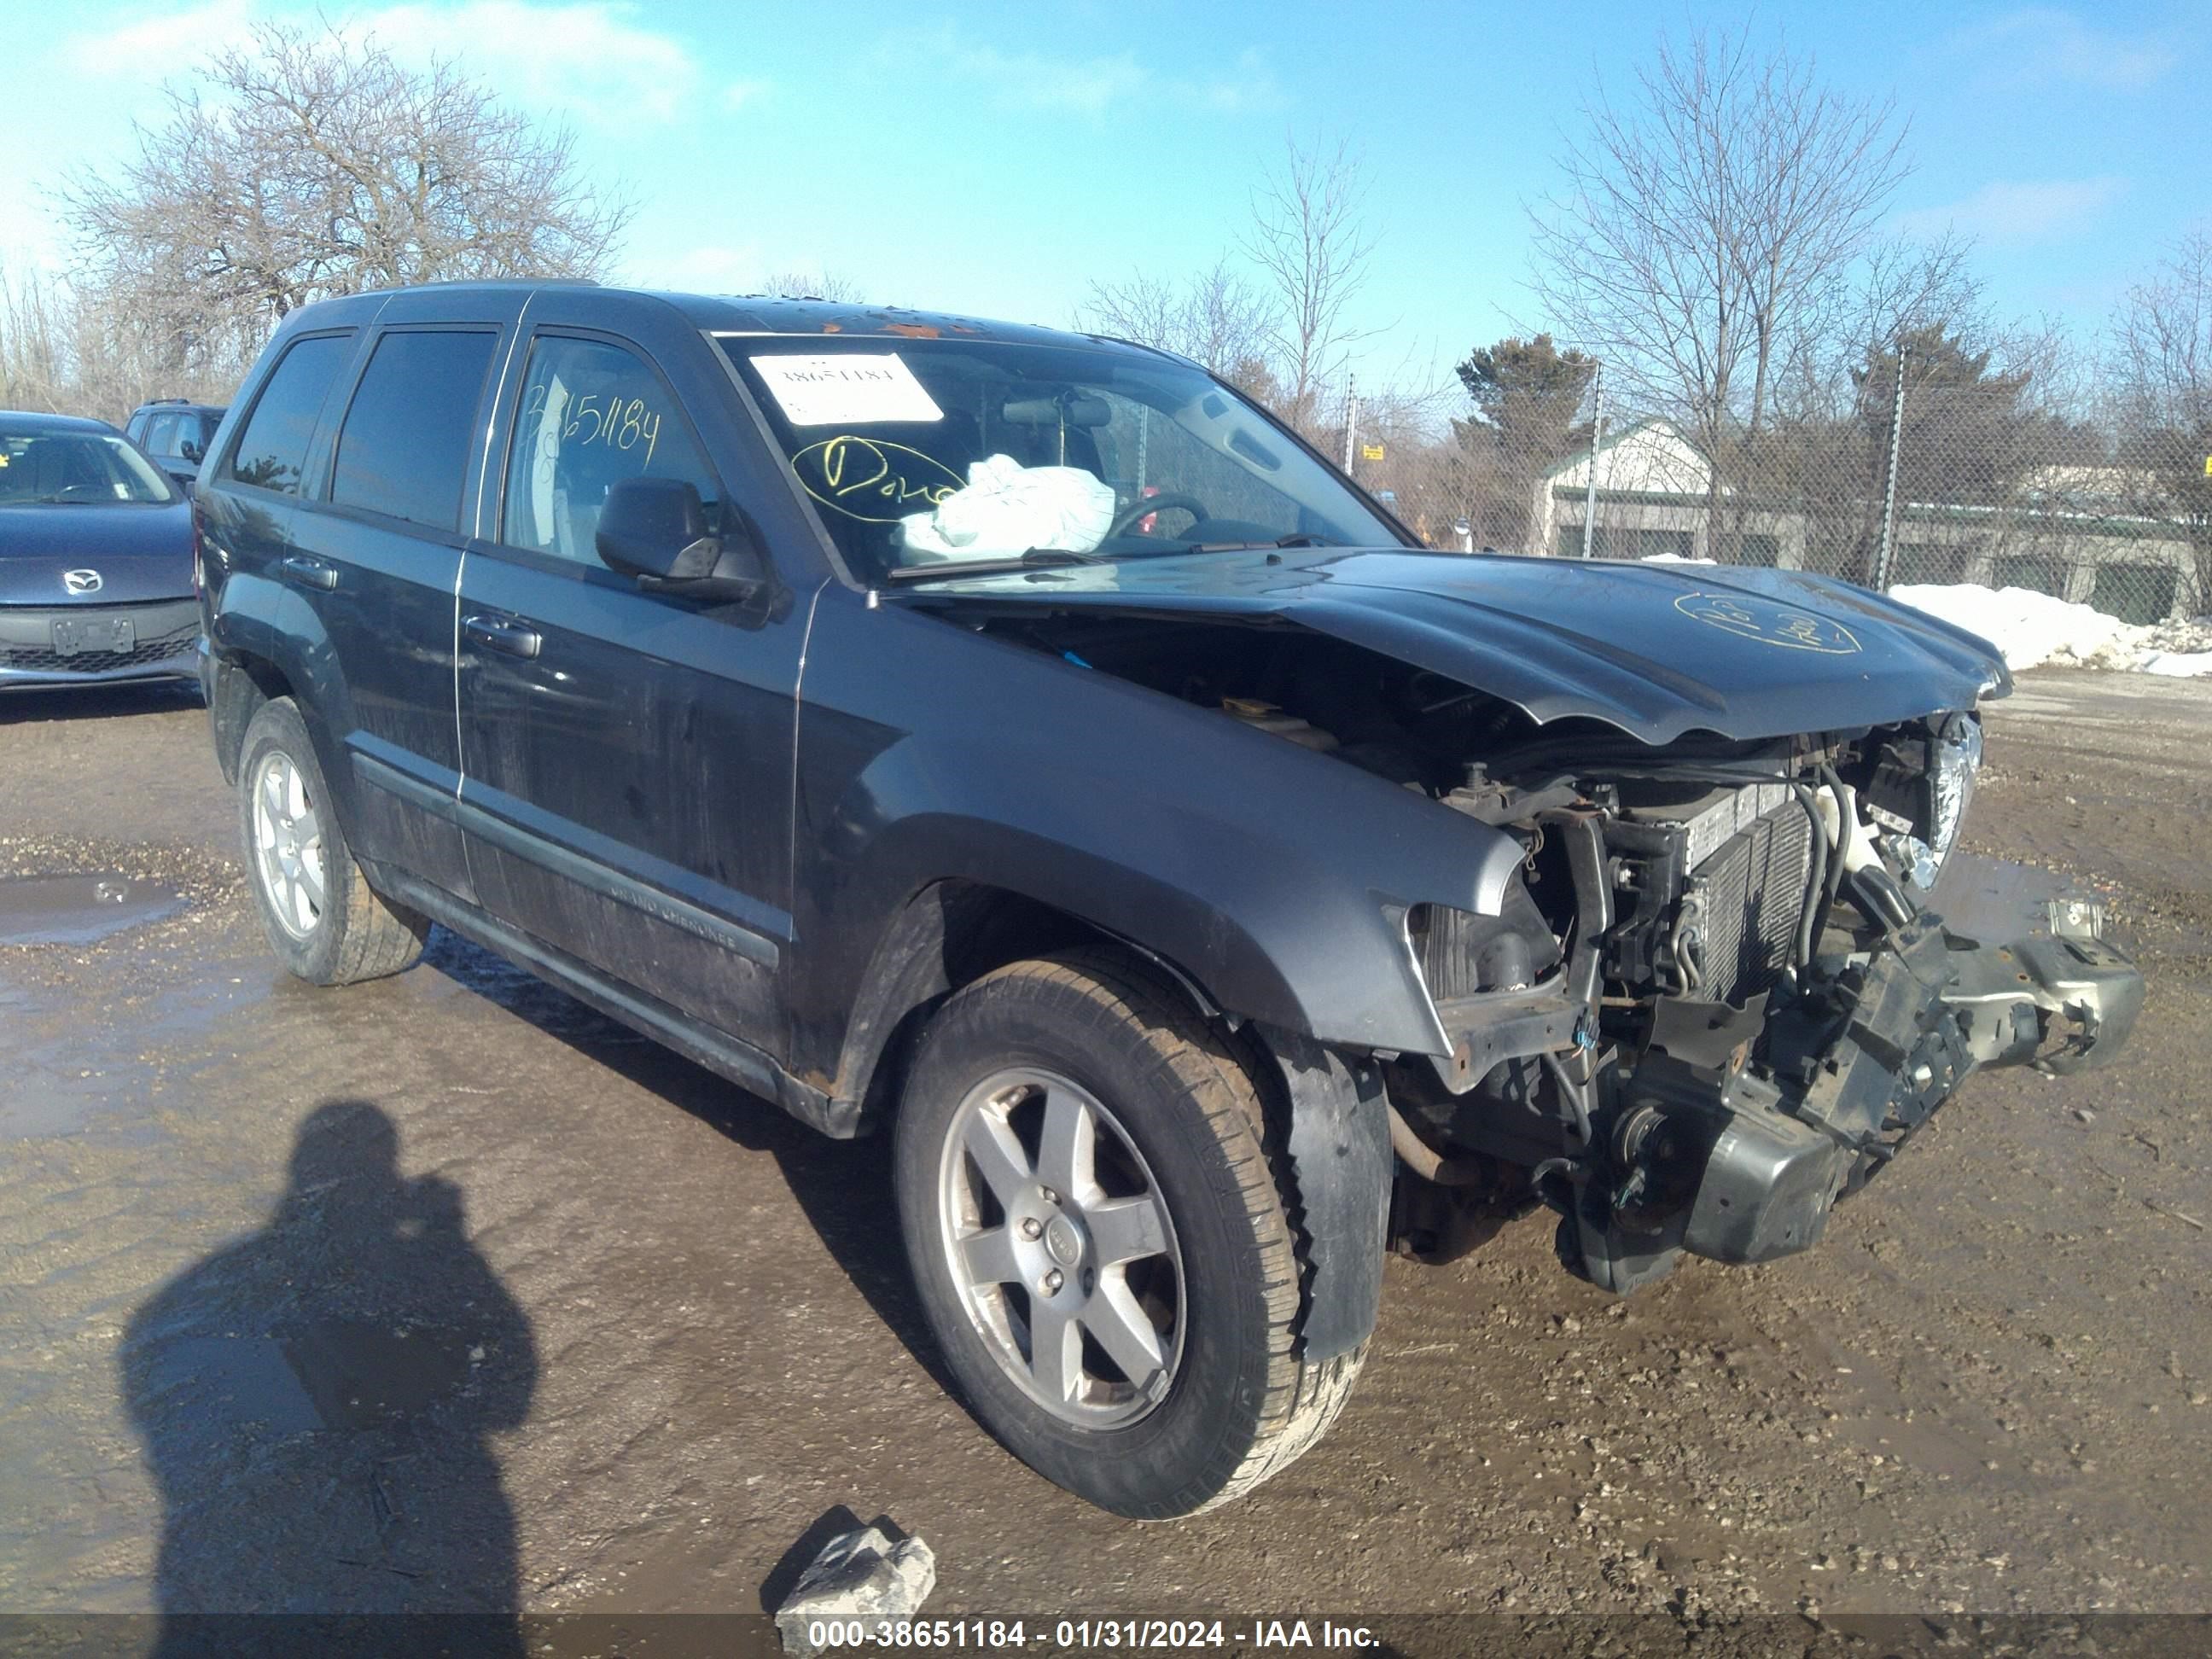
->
[1564,901,2144,1293]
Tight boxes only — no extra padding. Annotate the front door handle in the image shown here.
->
[463,613,544,661]
[280,555,338,591]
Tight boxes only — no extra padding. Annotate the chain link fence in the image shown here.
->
[1349,357,2210,632]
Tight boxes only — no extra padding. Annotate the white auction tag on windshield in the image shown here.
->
[750,353,945,427]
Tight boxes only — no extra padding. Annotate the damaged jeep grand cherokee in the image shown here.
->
[197,285,2143,1521]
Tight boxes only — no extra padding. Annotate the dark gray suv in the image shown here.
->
[195,281,2142,1517]
[124,399,227,490]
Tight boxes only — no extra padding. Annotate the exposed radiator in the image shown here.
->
[1686,800,1815,1003]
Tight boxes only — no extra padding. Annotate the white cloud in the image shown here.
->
[1946,8,2178,90]
[61,0,257,80]
[936,36,1147,117]
[722,77,769,110]
[885,25,1280,119]
[1895,177,2128,248]
[60,1,737,125]
[1192,49,1286,114]
[360,1,705,122]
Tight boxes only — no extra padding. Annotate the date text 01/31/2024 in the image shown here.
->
[806,1619,1382,1650]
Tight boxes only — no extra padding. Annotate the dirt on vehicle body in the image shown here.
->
[182,284,2144,1518]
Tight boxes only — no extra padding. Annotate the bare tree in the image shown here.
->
[55,18,632,398]
[1077,262,1272,386]
[0,260,71,413]
[2110,231,2212,606]
[1746,233,1986,577]
[1,258,242,421]
[1529,26,1910,556]
[758,269,871,304]
[1242,134,1377,436]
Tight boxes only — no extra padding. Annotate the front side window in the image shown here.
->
[142,412,182,457]
[0,423,177,505]
[179,415,216,463]
[499,335,720,566]
[226,334,352,496]
[720,336,1404,581]
[331,329,498,531]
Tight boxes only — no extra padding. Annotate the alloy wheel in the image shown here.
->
[937,1067,1185,1428]
[250,749,326,941]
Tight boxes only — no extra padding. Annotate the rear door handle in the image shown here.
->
[463,613,544,661]
[280,555,337,591]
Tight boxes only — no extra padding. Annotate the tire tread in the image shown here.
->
[238,698,428,987]
[958,950,1366,1516]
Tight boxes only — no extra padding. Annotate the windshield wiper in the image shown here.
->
[1173,534,1334,553]
[883,547,1107,585]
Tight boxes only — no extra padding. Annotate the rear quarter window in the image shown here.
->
[330,329,499,531]
[224,334,353,496]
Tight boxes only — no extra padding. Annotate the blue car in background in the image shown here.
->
[0,411,201,692]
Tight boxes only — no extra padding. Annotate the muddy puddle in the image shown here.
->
[0,954,271,1140]
[0,872,186,947]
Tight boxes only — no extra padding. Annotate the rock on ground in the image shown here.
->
[776,1524,936,1656]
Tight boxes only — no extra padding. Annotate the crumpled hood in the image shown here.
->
[0,502,195,606]
[905,549,2011,744]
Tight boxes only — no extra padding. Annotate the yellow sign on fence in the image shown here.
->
[1361,444,1386,462]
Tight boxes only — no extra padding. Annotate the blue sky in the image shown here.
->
[5,0,2206,387]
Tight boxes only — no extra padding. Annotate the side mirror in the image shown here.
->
[595,476,768,600]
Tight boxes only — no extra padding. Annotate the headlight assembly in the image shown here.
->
[1927,713,1983,870]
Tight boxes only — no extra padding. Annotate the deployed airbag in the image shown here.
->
[898,452,1115,562]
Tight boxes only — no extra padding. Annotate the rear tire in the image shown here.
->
[894,950,1365,1518]
[237,697,428,986]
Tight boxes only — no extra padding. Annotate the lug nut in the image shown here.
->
[1039,1186,1059,1206]
[1043,1269,1065,1294]
[1019,1217,1043,1240]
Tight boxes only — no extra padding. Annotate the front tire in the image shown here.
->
[894,951,1365,1517]
[237,697,428,986]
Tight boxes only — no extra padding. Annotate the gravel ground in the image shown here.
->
[0,671,2207,1634]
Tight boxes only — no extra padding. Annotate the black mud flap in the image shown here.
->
[1256,1027,1392,1361]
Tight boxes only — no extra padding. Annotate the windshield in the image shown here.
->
[0,426,178,506]
[720,335,1403,580]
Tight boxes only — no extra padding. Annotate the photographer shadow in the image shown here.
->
[119,1098,535,1655]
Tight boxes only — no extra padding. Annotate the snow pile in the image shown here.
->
[1887,583,2212,677]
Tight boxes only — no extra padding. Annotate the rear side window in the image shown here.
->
[331,329,498,531]
[226,335,352,495]
[499,334,719,566]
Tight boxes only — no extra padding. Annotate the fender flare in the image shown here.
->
[1257,1023,1392,1361]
